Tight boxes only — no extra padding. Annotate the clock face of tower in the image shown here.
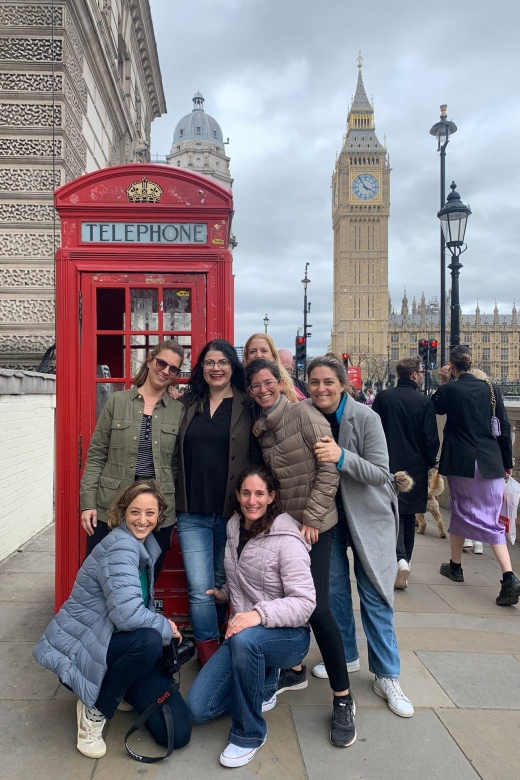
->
[352,173,379,201]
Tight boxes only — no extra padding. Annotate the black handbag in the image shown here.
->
[124,638,195,763]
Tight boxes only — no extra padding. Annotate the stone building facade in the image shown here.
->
[389,293,520,383]
[0,0,166,369]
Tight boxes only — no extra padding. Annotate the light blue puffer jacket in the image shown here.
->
[33,523,173,707]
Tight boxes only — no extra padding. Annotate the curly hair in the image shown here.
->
[183,339,245,412]
[235,465,282,538]
[132,340,185,387]
[107,479,167,530]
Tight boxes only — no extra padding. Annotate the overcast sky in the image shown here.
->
[149,0,520,355]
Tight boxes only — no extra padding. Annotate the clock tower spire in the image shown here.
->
[331,56,390,372]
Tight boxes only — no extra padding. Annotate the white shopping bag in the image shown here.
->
[499,476,520,545]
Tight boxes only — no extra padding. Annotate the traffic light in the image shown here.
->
[342,352,350,369]
[428,339,438,370]
[418,339,429,365]
[295,335,307,365]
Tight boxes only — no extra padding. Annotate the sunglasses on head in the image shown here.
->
[154,357,181,377]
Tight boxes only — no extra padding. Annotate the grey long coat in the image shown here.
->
[337,393,399,606]
[33,524,172,707]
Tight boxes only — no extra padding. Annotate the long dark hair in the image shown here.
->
[235,465,282,538]
[183,339,245,411]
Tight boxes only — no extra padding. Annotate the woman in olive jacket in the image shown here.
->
[80,340,185,578]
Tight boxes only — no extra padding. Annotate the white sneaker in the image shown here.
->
[261,694,277,712]
[117,699,134,712]
[219,737,266,767]
[394,559,411,589]
[463,539,473,549]
[312,658,360,678]
[472,541,484,554]
[76,700,107,758]
[373,677,414,718]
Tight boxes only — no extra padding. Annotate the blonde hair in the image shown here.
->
[243,333,298,403]
[470,368,488,380]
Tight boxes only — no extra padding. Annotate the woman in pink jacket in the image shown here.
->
[186,465,316,769]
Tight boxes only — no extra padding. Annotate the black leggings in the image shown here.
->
[85,522,172,582]
[309,526,350,693]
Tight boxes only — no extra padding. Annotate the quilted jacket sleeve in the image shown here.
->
[253,539,316,628]
[339,410,390,487]
[98,537,173,645]
[299,406,340,529]
[80,394,115,511]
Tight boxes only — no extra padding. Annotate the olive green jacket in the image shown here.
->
[80,387,185,527]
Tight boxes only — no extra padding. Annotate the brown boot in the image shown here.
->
[196,638,219,666]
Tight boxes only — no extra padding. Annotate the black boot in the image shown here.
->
[496,573,520,606]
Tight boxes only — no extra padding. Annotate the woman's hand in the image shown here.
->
[167,385,182,400]
[439,364,452,384]
[206,587,228,604]
[81,509,97,536]
[314,436,342,464]
[301,524,319,544]
[225,610,261,639]
[505,468,513,480]
[167,619,182,641]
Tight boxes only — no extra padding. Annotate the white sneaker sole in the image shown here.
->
[261,696,277,713]
[372,683,414,718]
[277,680,308,694]
[219,737,266,767]
[394,567,410,589]
[76,700,107,758]
[312,659,360,679]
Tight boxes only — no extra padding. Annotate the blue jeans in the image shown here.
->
[186,625,310,748]
[330,514,400,679]
[177,512,228,642]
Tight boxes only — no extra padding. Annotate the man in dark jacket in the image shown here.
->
[372,356,440,588]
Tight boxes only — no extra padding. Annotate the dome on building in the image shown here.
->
[172,92,224,144]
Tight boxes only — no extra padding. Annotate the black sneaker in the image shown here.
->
[496,574,520,606]
[277,665,308,694]
[440,562,464,582]
[330,694,356,748]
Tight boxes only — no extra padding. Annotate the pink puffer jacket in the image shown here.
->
[222,513,316,629]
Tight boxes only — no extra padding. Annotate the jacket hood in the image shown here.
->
[230,511,311,551]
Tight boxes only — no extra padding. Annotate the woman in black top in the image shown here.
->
[176,339,261,664]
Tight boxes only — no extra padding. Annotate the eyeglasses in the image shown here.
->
[249,379,278,393]
[202,359,231,369]
[154,357,181,377]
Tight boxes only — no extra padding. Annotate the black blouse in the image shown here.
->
[184,397,232,515]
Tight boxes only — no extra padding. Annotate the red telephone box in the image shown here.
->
[54,164,234,614]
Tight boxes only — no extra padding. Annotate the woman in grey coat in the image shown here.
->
[33,480,191,759]
[306,355,414,719]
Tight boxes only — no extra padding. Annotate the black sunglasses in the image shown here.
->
[154,357,181,377]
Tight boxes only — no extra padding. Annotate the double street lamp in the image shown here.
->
[430,105,457,365]
[437,182,472,350]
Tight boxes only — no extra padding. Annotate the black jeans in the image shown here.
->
[396,513,416,563]
[308,526,350,693]
[85,522,172,582]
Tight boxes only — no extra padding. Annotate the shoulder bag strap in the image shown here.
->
[483,378,497,416]
[124,680,179,763]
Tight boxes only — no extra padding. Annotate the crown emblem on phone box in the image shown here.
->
[126,177,163,203]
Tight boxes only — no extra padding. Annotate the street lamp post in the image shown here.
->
[430,105,457,366]
[301,263,311,380]
[437,182,471,350]
[263,313,269,333]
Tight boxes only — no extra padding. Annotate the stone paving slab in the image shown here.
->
[291,707,480,780]
[417,651,520,709]
[0,700,93,780]
[409,561,496,587]
[276,647,334,707]
[393,584,456,613]
[0,550,55,573]
[428,584,520,615]
[0,641,59,700]
[0,601,55,642]
[409,546,450,563]
[396,626,520,654]
[17,524,55,553]
[0,571,54,603]
[436,709,520,780]
[393,611,520,632]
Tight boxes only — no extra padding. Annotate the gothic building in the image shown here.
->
[0,0,165,369]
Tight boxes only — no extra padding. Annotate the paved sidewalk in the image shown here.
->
[1,512,519,780]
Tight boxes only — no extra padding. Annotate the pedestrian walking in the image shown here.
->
[245,358,356,748]
[80,340,185,579]
[243,333,299,403]
[175,339,262,665]
[372,356,440,588]
[432,346,520,605]
[34,480,191,759]
[307,354,415,718]
[186,466,315,768]
[278,347,309,400]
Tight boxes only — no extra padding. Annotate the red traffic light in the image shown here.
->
[342,352,349,360]
[429,340,438,348]
[297,336,306,345]
[418,339,428,348]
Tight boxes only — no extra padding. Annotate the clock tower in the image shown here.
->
[331,55,390,369]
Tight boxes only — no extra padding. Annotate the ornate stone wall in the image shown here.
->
[0,0,166,369]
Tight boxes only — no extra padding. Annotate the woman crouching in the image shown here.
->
[186,466,315,768]
[33,480,191,758]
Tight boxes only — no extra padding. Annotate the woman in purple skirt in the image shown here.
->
[432,346,520,606]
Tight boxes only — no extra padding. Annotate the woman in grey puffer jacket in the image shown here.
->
[33,480,191,759]
[186,466,315,769]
